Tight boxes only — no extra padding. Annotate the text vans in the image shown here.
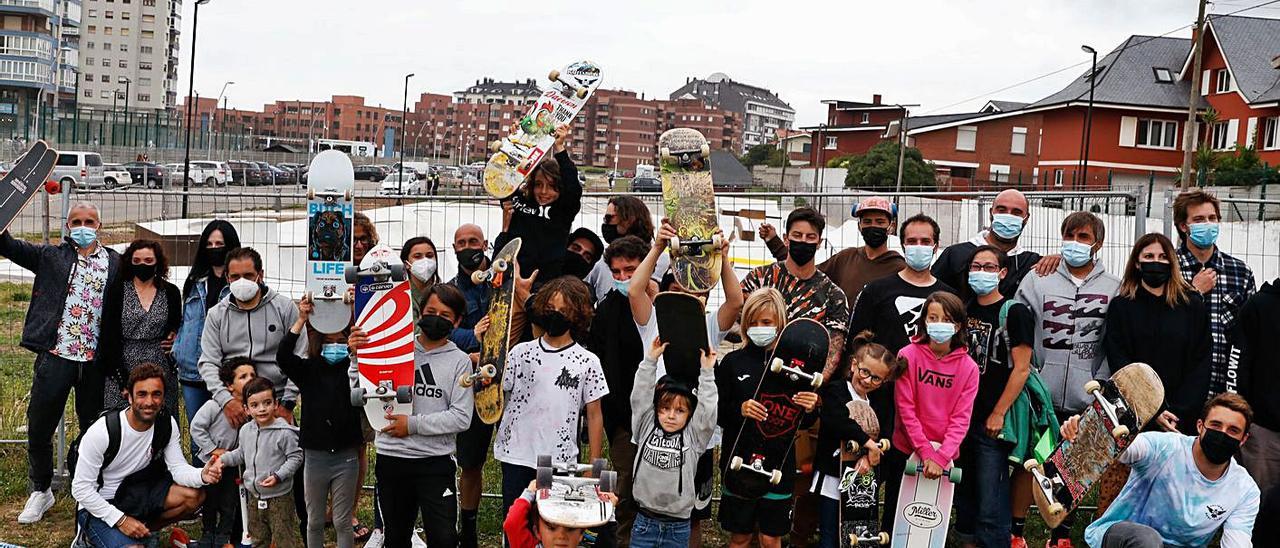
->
[52,151,106,189]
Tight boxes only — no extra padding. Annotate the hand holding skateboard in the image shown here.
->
[648,338,668,361]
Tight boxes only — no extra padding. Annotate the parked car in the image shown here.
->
[378,172,424,195]
[103,163,132,189]
[278,163,309,184]
[354,165,386,182]
[123,161,167,189]
[264,163,297,185]
[52,151,106,189]
[174,161,231,186]
[226,160,270,185]
[630,175,660,192]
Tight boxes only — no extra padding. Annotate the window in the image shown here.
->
[140,30,153,39]
[86,41,94,49]
[956,125,977,151]
[83,90,92,98]
[84,73,93,82]
[87,25,95,33]
[138,77,150,86]
[117,75,127,83]
[1132,119,1177,149]
[1211,121,1231,150]
[88,9,96,16]
[100,90,111,98]
[139,61,151,70]
[117,60,126,68]
[825,136,836,149]
[1263,117,1279,151]
[85,57,93,64]
[119,43,127,52]
[137,94,149,102]
[142,0,155,6]
[121,11,130,19]
[1216,69,1231,93]
[1153,67,1173,83]
[103,27,112,35]
[1011,127,1027,154]
[141,14,154,23]
[1054,169,1064,187]
[103,42,111,50]
[861,112,870,124]
[105,10,113,18]
[120,28,129,36]
[139,46,152,54]
[100,58,109,67]
[989,164,1010,183]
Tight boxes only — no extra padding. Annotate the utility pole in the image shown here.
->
[1181,0,1209,190]
[894,104,920,192]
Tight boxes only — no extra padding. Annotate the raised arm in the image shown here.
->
[629,227,668,326]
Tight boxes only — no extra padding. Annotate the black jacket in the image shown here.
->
[812,380,872,481]
[1234,280,1280,431]
[277,331,364,452]
[583,290,644,436]
[494,150,582,281]
[932,240,1041,301]
[98,279,183,384]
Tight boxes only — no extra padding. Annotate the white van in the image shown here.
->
[52,151,106,189]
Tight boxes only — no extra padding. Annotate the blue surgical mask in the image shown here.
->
[321,343,348,365]
[746,326,778,347]
[1188,222,1219,249]
[903,245,934,271]
[1061,240,1094,268]
[991,214,1024,240]
[612,277,630,294]
[926,322,957,345]
[968,271,1000,296]
[69,226,97,248]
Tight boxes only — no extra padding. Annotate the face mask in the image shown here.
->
[456,247,486,272]
[562,253,593,279]
[535,310,571,337]
[410,258,437,283]
[991,213,1024,240]
[1138,261,1172,288]
[1061,241,1094,268]
[926,322,957,345]
[417,314,454,341]
[860,226,889,249]
[207,246,228,267]
[1188,222,1219,248]
[229,277,260,302]
[967,271,1000,296]
[129,263,157,282]
[612,277,631,294]
[601,222,620,244]
[1199,427,1241,465]
[320,343,348,365]
[746,326,778,347]
[787,239,818,266]
[69,226,97,248]
[903,245,934,271]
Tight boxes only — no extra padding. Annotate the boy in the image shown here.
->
[219,377,303,548]
[190,357,256,547]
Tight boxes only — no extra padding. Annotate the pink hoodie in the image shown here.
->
[893,341,980,467]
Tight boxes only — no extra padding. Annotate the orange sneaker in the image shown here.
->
[1010,535,1029,548]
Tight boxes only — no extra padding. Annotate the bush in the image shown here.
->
[842,141,935,190]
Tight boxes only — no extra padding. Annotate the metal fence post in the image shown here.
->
[1133,188,1147,241]
[1162,187,1176,240]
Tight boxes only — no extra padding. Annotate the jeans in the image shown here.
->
[377,454,458,548]
[1101,522,1175,548]
[630,512,691,547]
[181,383,212,466]
[817,495,840,548]
[500,462,537,519]
[305,448,360,548]
[31,352,103,491]
[954,433,1012,548]
[78,508,150,548]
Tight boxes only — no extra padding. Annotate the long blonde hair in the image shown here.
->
[741,288,786,331]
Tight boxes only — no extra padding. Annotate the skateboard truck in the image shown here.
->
[538,455,609,477]
[470,257,511,285]
[849,528,890,546]
[1022,459,1067,515]
[770,357,824,388]
[659,144,712,165]
[1083,380,1133,439]
[350,380,413,408]
[548,69,590,99]
[669,233,724,258]
[306,187,353,202]
[728,454,783,485]
[458,364,498,388]
[345,258,406,284]
[847,439,891,454]
[904,453,963,484]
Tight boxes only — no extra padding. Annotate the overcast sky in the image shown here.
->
[179,0,1278,126]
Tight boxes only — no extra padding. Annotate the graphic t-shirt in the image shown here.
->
[742,262,849,336]
[964,298,1034,432]
[848,273,956,355]
[1084,432,1259,548]
[494,339,609,468]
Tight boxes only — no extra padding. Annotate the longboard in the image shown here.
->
[305,150,355,334]
[349,244,413,431]
[841,399,890,546]
[653,291,708,385]
[464,237,521,425]
[483,61,603,199]
[0,141,58,235]
[891,441,962,548]
[534,454,618,529]
[659,128,721,293]
[723,318,827,499]
[1024,362,1163,529]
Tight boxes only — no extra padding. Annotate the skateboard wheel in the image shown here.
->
[769,358,784,373]
[769,469,782,485]
[575,87,588,99]
[669,236,682,254]
[660,147,673,163]
[904,454,920,476]
[536,466,553,490]
[470,270,487,285]
[599,470,617,494]
[878,439,891,452]
[548,69,561,82]
[479,364,497,379]
[947,466,963,484]
[1047,502,1065,515]
[711,233,725,248]
[389,263,406,282]
[700,143,710,158]
[490,140,502,152]
[395,385,412,404]
[1111,424,1131,439]
[344,190,353,201]
[458,373,474,388]
[494,258,509,273]
[350,387,365,408]
[1023,458,1040,473]
[729,455,744,471]
[878,532,889,544]
[306,189,315,200]
[537,455,553,469]
[343,292,354,305]
[1083,380,1102,395]
[810,372,824,388]
[591,458,606,478]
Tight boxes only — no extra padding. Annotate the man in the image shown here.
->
[563,227,604,280]
[933,189,1044,299]
[585,195,666,303]
[1080,394,1259,547]
[71,363,222,547]
[817,196,905,308]
[446,223,490,353]
[1174,190,1254,397]
[1231,273,1280,509]
[1,201,122,524]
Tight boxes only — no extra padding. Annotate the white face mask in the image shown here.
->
[746,326,778,347]
[410,258,437,282]
[229,277,260,302]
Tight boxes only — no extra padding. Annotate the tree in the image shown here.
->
[842,141,936,190]
[739,143,790,167]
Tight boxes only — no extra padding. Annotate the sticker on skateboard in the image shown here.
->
[841,399,890,546]
[304,150,355,334]
[465,237,521,425]
[891,441,962,548]
[349,244,413,431]
[659,128,722,293]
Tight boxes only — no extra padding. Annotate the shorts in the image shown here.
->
[455,410,495,469]
[717,492,794,537]
[690,450,714,520]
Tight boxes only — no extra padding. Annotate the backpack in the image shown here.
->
[67,410,172,489]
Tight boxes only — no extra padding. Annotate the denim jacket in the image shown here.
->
[173,277,228,383]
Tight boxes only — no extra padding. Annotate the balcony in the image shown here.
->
[0,58,54,88]
[0,33,56,63]
[62,0,80,25]
[0,0,57,16]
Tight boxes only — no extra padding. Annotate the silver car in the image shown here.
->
[52,151,106,189]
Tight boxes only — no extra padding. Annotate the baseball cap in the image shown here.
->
[853,196,896,218]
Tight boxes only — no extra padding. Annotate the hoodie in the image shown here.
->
[190,399,239,463]
[370,338,474,459]
[630,355,717,519]
[198,286,304,405]
[493,150,582,281]
[1234,279,1280,431]
[893,341,980,468]
[1014,260,1120,414]
[220,417,302,500]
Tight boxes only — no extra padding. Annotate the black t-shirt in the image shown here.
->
[583,290,644,436]
[964,297,1034,432]
[848,273,956,355]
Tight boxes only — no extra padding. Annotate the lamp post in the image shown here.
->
[208,80,233,160]
[1081,45,1098,188]
[122,77,130,147]
[400,73,413,194]
[182,0,213,218]
[893,103,921,192]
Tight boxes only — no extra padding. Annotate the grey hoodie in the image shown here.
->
[190,399,239,463]
[198,286,304,405]
[629,356,717,519]
[1015,260,1120,414]
[220,417,302,500]
[365,338,474,459]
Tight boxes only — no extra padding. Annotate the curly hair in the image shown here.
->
[530,276,594,336]
[123,239,170,281]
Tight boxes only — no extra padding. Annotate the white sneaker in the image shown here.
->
[17,489,54,524]
[363,528,385,548]
[412,529,428,548]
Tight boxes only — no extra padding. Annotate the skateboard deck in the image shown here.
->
[305,150,355,334]
[841,399,890,547]
[892,441,962,548]
[465,237,521,425]
[237,472,252,546]
[349,244,413,431]
[659,128,722,293]
[1025,362,1163,529]
[484,61,603,199]
[0,140,57,235]
[653,291,709,385]
[724,318,827,499]
[534,454,618,529]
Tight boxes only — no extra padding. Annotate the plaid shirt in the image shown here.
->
[1178,244,1255,396]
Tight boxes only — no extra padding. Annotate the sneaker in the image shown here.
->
[17,489,54,524]
[364,529,385,548]
[1045,540,1074,548]
[1011,535,1029,548]
[411,529,428,548]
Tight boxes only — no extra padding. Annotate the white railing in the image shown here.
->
[0,0,56,12]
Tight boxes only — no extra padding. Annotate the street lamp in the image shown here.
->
[208,81,233,159]
[1080,45,1098,188]
[122,77,130,147]
[182,0,213,218]
[400,73,414,194]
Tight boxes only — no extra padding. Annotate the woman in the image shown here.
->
[586,195,665,302]
[101,239,183,414]
[174,220,240,444]
[1103,232,1211,435]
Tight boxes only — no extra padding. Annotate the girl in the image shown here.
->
[401,235,442,323]
[101,239,182,415]
[493,125,582,281]
[811,331,905,548]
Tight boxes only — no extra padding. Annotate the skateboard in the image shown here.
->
[840,400,891,546]
[348,243,413,431]
[534,454,618,529]
[462,237,521,425]
[237,472,252,547]
[304,150,355,334]
[0,140,58,234]
[483,60,603,199]
[659,128,722,293]
[891,441,963,547]
[1024,362,1163,529]
[653,291,709,385]
[724,318,827,499]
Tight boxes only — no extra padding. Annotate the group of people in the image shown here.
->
[3,126,1273,548]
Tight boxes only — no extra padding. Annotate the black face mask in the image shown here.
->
[860,226,889,249]
[535,310,571,337]
[129,263,157,282]
[787,239,818,266]
[207,246,228,267]
[456,248,486,272]
[1199,427,1241,465]
[1138,261,1173,288]
[562,253,593,279]
[417,314,454,341]
[601,222,620,244]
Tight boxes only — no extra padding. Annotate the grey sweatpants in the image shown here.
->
[1101,522,1175,548]
[304,447,361,548]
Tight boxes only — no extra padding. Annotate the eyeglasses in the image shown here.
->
[354,236,374,247]
[968,263,1000,273]
[857,367,885,385]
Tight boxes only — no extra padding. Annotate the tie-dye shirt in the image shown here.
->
[50,247,109,362]
[1084,432,1259,547]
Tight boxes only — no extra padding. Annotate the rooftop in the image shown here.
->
[670,73,794,115]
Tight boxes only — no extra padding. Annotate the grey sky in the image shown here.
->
[179,0,1277,126]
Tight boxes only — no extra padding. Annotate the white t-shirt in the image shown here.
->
[812,383,866,501]
[494,338,609,469]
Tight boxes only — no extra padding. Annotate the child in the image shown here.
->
[190,357,256,548]
[811,331,905,548]
[629,338,718,546]
[882,291,980,535]
[219,376,304,548]
[278,296,365,548]
[494,276,608,516]
[503,479,620,548]
[493,124,583,281]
